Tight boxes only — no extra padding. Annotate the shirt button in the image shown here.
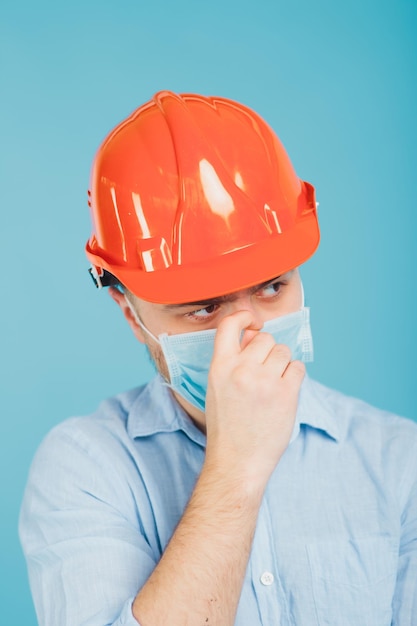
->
[260,571,274,586]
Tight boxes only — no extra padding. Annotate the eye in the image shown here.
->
[256,280,283,299]
[185,304,219,319]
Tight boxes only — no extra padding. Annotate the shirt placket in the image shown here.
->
[250,498,292,626]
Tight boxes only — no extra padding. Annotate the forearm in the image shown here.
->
[133,313,303,625]
[132,459,264,626]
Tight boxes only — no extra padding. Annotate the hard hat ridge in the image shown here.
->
[150,91,280,267]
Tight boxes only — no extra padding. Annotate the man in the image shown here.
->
[20,91,417,625]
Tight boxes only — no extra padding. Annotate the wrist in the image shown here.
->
[202,448,268,506]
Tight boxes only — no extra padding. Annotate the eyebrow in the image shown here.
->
[163,275,284,310]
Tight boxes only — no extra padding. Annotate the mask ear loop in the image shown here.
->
[300,280,305,309]
[125,297,173,386]
[125,297,160,344]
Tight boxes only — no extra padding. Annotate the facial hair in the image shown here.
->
[142,335,171,383]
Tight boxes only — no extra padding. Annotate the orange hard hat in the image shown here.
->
[86,91,319,304]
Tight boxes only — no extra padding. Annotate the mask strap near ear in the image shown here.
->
[125,298,160,344]
[300,280,305,309]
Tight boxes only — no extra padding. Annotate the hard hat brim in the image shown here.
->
[86,212,319,304]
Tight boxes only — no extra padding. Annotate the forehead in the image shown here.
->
[159,272,295,310]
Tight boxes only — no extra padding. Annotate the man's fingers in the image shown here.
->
[240,331,278,363]
[240,328,261,350]
[262,345,305,388]
[262,343,292,374]
[282,358,306,388]
[213,310,263,359]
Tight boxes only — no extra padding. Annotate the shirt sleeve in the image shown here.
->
[19,420,157,626]
[391,440,417,624]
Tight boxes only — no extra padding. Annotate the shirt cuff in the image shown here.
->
[113,597,140,626]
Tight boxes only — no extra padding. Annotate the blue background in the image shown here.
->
[1,0,416,622]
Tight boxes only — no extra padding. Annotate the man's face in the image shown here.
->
[118,268,303,424]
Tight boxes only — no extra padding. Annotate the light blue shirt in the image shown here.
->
[19,375,417,625]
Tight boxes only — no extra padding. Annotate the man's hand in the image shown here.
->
[205,310,305,489]
[133,310,305,625]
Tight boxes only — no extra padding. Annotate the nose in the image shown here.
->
[228,295,265,328]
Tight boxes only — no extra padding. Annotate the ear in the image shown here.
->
[108,287,146,344]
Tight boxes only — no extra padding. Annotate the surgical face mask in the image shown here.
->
[128,294,313,412]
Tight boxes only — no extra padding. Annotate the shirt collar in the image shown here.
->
[127,375,206,447]
[296,375,341,442]
[127,373,340,446]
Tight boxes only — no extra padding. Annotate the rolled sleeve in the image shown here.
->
[19,420,157,626]
[112,597,140,626]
